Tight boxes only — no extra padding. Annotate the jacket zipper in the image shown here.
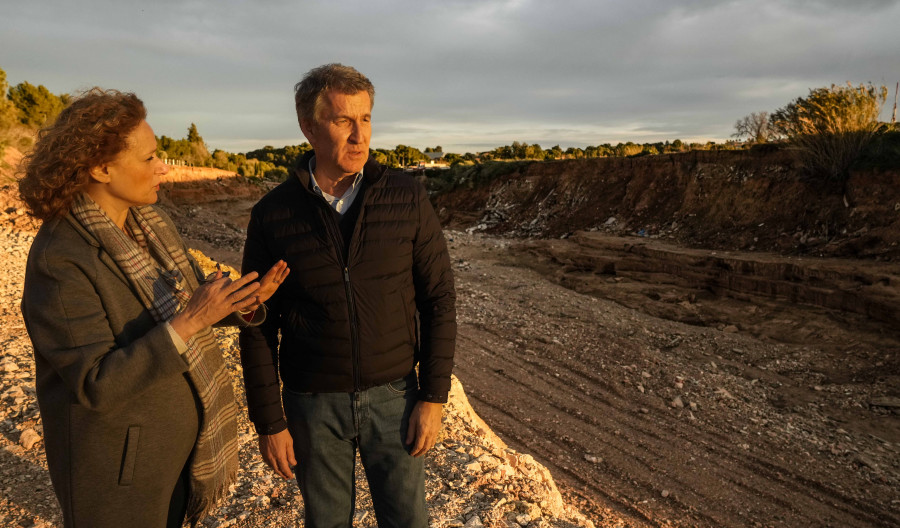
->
[305,160,382,394]
[343,266,361,392]
[318,201,362,393]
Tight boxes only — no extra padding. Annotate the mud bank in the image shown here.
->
[434,150,900,260]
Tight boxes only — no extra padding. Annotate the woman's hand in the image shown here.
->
[170,270,261,341]
[245,260,290,311]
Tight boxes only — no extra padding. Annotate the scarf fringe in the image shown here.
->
[186,465,239,527]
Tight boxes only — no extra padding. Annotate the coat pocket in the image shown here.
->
[118,425,141,486]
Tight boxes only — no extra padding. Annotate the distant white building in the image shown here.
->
[422,151,449,169]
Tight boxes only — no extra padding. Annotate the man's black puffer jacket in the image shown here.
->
[239,152,456,434]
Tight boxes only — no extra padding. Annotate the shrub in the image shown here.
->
[771,83,887,181]
[424,160,530,196]
[855,129,900,170]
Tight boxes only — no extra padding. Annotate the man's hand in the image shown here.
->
[256,260,290,305]
[405,401,443,457]
[259,429,297,479]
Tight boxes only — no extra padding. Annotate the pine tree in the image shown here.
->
[7,80,69,127]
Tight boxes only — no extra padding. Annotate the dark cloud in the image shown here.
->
[1,0,898,152]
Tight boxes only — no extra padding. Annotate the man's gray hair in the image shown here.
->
[294,63,375,126]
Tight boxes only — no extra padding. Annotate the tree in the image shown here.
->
[526,143,544,160]
[393,144,425,167]
[549,145,563,159]
[584,145,612,158]
[771,83,888,181]
[185,123,209,165]
[210,149,236,172]
[442,152,464,166]
[156,124,212,166]
[245,143,312,168]
[187,123,202,143]
[7,81,69,127]
[565,147,584,159]
[616,142,642,157]
[0,67,17,132]
[732,111,774,143]
[510,141,527,159]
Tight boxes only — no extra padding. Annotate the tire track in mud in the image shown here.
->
[449,233,899,528]
[457,325,895,527]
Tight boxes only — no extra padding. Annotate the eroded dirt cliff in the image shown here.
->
[431,151,899,527]
[4,149,899,527]
[434,149,900,260]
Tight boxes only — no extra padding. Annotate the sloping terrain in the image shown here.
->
[432,151,899,526]
[147,156,900,526]
[0,181,595,528]
[434,149,900,260]
[0,146,24,182]
[3,148,898,527]
[449,231,898,527]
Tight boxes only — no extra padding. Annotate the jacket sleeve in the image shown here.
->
[411,182,457,403]
[238,204,287,435]
[21,247,189,413]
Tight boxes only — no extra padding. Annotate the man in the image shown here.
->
[239,63,456,528]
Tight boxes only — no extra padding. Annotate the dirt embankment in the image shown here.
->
[0,147,24,182]
[431,152,899,527]
[448,231,899,528]
[435,149,900,260]
[5,153,899,527]
[154,167,271,266]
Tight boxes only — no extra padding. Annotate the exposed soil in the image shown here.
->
[152,165,900,527]
[431,151,900,527]
[447,230,899,527]
[0,184,594,528]
[4,146,898,527]
[433,149,900,261]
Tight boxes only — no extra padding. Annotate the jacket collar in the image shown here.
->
[292,150,387,192]
[63,211,131,287]
[64,211,101,248]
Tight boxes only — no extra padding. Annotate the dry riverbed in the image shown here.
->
[2,182,898,527]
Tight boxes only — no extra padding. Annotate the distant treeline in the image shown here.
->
[155,125,296,180]
[153,81,900,185]
[3,66,898,185]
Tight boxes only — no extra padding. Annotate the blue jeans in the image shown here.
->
[283,372,427,528]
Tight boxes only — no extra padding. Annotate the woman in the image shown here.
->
[18,88,288,527]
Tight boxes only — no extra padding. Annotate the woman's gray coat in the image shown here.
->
[22,211,207,527]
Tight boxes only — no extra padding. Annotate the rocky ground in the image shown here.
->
[429,151,900,526]
[446,230,899,527]
[2,155,899,527]
[0,186,593,528]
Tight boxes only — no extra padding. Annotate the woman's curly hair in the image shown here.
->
[18,88,147,220]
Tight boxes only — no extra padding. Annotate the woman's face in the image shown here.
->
[94,120,168,212]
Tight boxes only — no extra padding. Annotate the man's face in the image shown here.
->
[302,89,372,179]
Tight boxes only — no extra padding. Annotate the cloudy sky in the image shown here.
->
[2,0,898,154]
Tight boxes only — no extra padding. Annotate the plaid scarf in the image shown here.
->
[70,193,238,525]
